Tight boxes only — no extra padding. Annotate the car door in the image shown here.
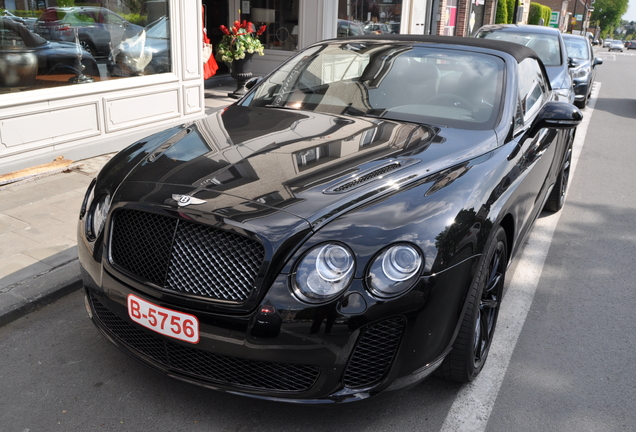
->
[508,58,562,241]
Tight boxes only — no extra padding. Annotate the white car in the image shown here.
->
[608,40,624,52]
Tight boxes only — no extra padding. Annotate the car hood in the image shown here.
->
[120,105,499,228]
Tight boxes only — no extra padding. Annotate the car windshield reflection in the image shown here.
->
[242,43,504,130]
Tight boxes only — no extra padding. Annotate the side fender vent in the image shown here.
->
[325,159,419,194]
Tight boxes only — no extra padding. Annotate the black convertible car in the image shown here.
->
[78,36,581,403]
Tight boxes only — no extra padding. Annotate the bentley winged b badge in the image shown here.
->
[172,194,207,207]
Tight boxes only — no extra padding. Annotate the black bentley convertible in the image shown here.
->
[78,36,581,403]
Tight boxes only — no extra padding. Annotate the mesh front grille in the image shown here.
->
[342,317,405,389]
[110,209,265,302]
[90,295,321,392]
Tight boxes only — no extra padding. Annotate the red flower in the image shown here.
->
[257,25,267,35]
[220,25,230,35]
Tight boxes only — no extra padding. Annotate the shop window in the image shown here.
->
[337,0,402,35]
[241,0,299,51]
[1,0,171,95]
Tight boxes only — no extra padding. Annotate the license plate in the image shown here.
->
[127,294,199,344]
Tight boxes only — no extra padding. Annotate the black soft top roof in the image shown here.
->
[331,35,540,64]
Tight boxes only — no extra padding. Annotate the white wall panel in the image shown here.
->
[181,0,202,80]
[184,84,203,114]
[0,103,100,151]
[104,89,181,133]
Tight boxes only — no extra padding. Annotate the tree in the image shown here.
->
[591,0,629,37]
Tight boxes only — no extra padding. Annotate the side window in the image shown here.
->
[514,58,548,132]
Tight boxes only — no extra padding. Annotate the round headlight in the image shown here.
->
[367,244,422,298]
[86,193,111,240]
[293,243,355,303]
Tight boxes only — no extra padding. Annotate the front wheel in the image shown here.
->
[544,143,572,212]
[438,226,508,382]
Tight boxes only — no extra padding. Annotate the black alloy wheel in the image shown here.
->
[544,144,572,212]
[438,226,507,383]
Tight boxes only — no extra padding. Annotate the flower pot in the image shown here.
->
[228,53,254,99]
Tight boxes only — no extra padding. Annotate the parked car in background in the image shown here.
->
[35,6,143,58]
[608,40,624,52]
[337,19,365,38]
[78,35,581,403]
[625,40,636,50]
[475,24,575,104]
[363,23,393,34]
[562,33,602,108]
[603,39,613,47]
[107,16,170,77]
[0,17,99,90]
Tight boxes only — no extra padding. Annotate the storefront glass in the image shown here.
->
[1,0,171,95]
[337,0,403,35]
[240,0,299,51]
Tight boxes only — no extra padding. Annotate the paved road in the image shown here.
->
[1,49,635,432]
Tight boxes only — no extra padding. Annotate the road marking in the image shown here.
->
[440,84,601,432]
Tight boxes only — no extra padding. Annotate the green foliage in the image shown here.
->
[121,13,147,26]
[496,0,508,24]
[506,0,516,24]
[8,10,41,18]
[528,2,552,26]
[591,0,629,35]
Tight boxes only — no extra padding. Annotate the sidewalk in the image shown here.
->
[0,83,236,327]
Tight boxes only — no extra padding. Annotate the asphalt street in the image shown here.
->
[1,48,635,432]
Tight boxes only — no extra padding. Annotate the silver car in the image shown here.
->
[608,40,624,52]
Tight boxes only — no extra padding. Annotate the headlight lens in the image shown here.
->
[86,193,111,240]
[571,67,590,79]
[293,243,355,303]
[367,244,422,298]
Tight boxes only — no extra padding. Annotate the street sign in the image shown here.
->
[549,11,559,28]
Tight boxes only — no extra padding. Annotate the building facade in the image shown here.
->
[1,0,501,175]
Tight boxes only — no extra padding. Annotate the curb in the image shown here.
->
[0,259,83,327]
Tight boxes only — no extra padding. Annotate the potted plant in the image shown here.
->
[216,20,266,98]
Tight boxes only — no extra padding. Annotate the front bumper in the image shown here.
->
[572,79,590,101]
[82,267,447,403]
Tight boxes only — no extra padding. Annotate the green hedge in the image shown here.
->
[528,2,552,26]
[496,0,509,23]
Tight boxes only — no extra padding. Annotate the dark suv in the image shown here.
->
[35,7,142,58]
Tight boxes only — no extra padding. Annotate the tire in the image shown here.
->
[438,226,507,383]
[79,39,96,57]
[544,143,572,212]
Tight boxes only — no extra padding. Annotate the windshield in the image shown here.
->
[564,37,589,60]
[241,42,505,130]
[477,30,561,66]
[145,16,169,39]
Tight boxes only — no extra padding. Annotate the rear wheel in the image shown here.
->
[544,143,572,212]
[438,226,507,382]
[79,39,96,57]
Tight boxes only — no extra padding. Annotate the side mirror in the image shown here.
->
[529,101,582,137]
[245,76,263,91]
[593,57,603,66]
[568,57,576,68]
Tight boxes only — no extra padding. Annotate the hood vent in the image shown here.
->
[325,159,420,194]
